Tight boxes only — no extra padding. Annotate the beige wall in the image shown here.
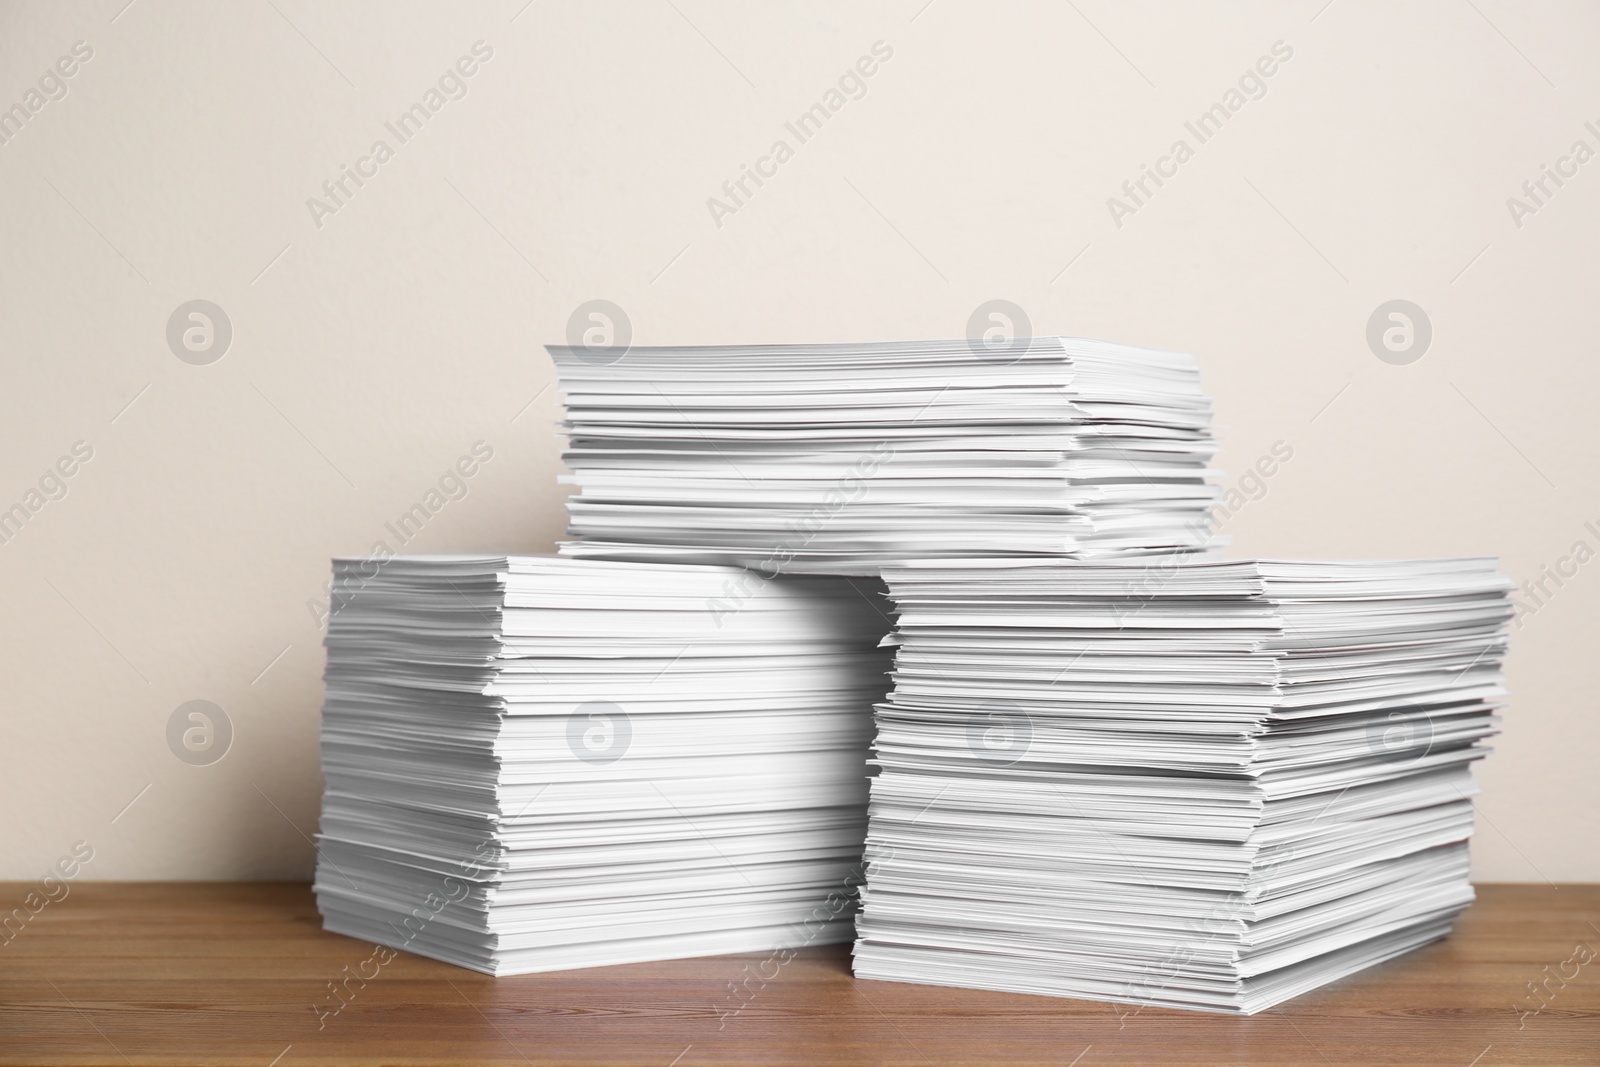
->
[2,1,1595,882]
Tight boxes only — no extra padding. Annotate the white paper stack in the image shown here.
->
[853,557,1511,1013]
[313,555,892,975]
[547,339,1220,574]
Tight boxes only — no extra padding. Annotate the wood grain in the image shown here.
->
[0,883,1595,1065]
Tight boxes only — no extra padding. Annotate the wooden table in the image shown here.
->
[2,883,1595,1065]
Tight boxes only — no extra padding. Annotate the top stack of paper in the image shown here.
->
[548,339,1220,575]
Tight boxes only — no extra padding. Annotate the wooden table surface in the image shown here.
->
[1,883,1595,1066]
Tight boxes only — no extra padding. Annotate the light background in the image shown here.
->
[1,0,1595,881]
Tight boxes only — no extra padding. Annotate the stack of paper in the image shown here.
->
[853,557,1512,1013]
[547,339,1220,574]
[313,555,892,975]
